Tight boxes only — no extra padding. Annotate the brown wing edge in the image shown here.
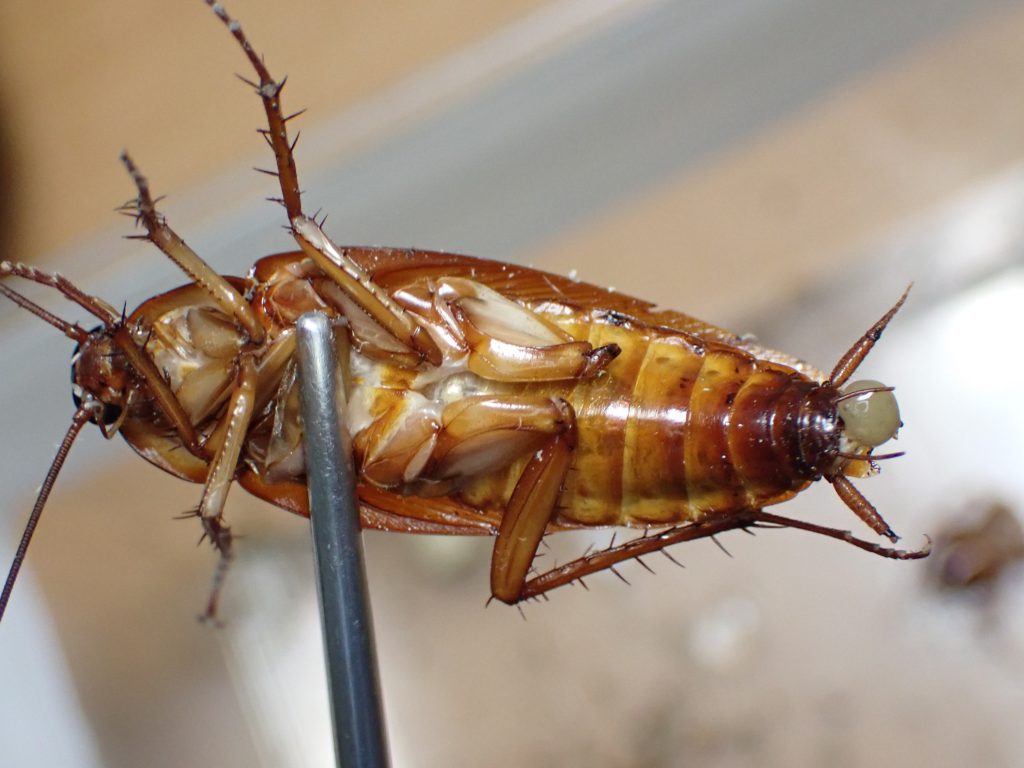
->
[253,249,822,376]
[237,470,502,536]
[331,247,822,378]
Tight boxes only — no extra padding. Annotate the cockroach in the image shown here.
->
[0,1,928,623]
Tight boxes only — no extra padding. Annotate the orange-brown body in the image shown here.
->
[118,248,842,538]
[0,3,924,620]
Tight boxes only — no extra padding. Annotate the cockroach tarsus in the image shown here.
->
[0,1,928,623]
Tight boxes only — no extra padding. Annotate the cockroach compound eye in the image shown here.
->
[0,1,928,625]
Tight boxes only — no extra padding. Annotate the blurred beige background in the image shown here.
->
[1,1,1023,315]
[2,1,1024,766]
[0,1,549,261]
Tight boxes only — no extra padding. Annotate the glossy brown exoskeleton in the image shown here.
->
[0,1,928,622]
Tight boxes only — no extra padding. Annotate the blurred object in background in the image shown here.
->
[927,500,1024,598]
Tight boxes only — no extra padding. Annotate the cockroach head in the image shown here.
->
[1,263,128,430]
[71,326,129,431]
[0,268,130,622]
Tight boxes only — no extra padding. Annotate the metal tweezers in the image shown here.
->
[296,312,390,768]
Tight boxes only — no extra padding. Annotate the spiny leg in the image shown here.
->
[295,218,620,376]
[0,282,90,343]
[0,260,206,457]
[206,4,450,367]
[206,0,302,219]
[110,326,206,459]
[294,219,610,376]
[749,510,930,559]
[194,354,258,621]
[205,4,620,378]
[119,153,264,343]
[1,261,118,326]
[293,217,443,366]
[513,509,930,604]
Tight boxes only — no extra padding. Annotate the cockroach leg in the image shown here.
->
[185,355,257,620]
[460,312,609,382]
[198,514,234,624]
[211,0,446,368]
[119,153,265,343]
[608,566,630,585]
[0,270,203,461]
[292,217,443,366]
[635,556,656,575]
[110,327,206,459]
[1,261,118,327]
[749,510,931,559]
[0,282,90,343]
[353,485,500,535]
[199,356,257,518]
[489,399,577,603]
[206,0,302,220]
[352,391,584,603]
[514,509,930,604]
[516,517,754,603]
[709,534,733,558]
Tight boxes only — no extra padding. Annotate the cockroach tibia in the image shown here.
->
[0,1,928,623]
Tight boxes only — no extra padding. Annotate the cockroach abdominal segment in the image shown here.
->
[0,1,928,624]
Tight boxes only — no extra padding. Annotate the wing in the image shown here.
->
[346,247,824,379]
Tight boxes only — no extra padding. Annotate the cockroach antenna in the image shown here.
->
[0,406,93,622]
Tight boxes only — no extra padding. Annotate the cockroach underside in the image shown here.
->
[0,1,929,624]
